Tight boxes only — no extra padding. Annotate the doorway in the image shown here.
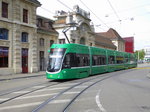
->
[22,48,28,73]
[40,51,45,71]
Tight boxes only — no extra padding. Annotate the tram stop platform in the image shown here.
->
[0,71,45,81]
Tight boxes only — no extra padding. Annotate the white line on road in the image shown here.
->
[13,91,30,94]
[0,99,71,111]
[74,86,88,88]
[0,102,42,111]
[0,98,9,101]
[49,99,71,104]
[16,93,58,100]
[95,89,107,112]
[35,87,68,92]
[64,91,80,94]
[32,86,46,88]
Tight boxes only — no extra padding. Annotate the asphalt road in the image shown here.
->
[0,64,150,112]
[67,64,150,112]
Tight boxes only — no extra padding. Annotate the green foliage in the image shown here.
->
[135,49,145,60]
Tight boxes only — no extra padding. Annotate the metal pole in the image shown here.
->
[63,31,70,43]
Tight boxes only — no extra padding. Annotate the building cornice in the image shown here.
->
[37,28,59,36]
[25,0,41,7]
[0,18,37,28]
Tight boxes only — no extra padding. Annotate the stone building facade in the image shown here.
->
[37,15,58,71]
[0,0,58,75]
[53,5,117,50]
[99,28,125,52]
[95,33,116,50]
[53,5,95,46]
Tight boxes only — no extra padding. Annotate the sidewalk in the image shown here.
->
[0,71,45,81]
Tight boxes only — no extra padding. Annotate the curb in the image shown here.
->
[0,74,44,81]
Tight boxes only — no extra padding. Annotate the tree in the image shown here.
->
[135,49,145,60]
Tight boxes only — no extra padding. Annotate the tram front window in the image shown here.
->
[47,48,66,72]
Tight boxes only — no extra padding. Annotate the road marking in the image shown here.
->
[49,99,71,104]
[53,83,78,87]
[95,89,107,112]
[0,102,42,111]
[64,91,80,94]
[74,86,88,88]
[16,93,58,100]
[32,86,46,88]
[132,67,150,69]
[13,91,30,94]
[0,98,9,101]
[0,99,71,110]
[35,87,68,92]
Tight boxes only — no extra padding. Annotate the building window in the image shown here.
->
[21,32,28,42]
[80,37,85,45]
[2,2,8,18]
[72,39,76,43]
[50,40,54,47]
[59,39,65,44]
[0,47,8,67]
[37,18,43,27]
[40,38,44,46]
[0,28,8,40]
[23,9,28,23]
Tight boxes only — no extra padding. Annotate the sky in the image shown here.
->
[37,0,150,51]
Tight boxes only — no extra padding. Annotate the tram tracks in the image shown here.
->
[0,69,134,112]
[31,73,116,112]
[0,80,65,104]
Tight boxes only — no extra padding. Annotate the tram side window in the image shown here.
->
[92,55,106,65]
[108,56,115,64]
[130,57,135,64]
[63,53,77,68]
[76,54,89,67]
[116,56,124,64]
[100,56,106,65]
[125,57,129,63]
[92,56,97,65]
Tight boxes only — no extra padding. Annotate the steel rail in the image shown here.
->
[31,77,99,112]
[0,81,64,104]
[63,75,113,112]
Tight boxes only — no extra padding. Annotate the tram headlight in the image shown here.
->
[63,70,66,74]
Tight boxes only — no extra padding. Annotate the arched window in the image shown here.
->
[21,32,28,42]
[80,37,85,45]
[0,28,8,40]
[40,38,44,46]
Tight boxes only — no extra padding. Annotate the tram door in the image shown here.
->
[40,51,45,71]
[22,48,28,73]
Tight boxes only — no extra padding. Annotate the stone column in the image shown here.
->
[29,29,38,73]
[12,24,22,73]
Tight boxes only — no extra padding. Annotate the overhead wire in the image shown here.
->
[39,7,55,15]
[79,0,110,29]
[57,0,73,11]
[107,0,121,22]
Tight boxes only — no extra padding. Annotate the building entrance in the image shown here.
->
[40,51,45,71]
[22,48,28,73]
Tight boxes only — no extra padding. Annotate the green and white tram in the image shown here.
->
[46,43,137,79]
